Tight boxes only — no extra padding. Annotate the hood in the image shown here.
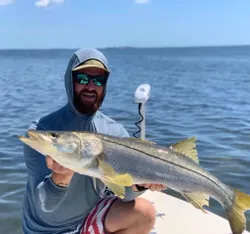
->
[64,48,110,115]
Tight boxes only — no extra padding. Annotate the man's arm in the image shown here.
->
[23,122,73,213]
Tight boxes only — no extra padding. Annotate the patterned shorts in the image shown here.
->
[80,196,118,234]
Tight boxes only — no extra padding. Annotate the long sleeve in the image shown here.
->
[23,121,70,213]
[122,186,146,202]
[22,132,99,233]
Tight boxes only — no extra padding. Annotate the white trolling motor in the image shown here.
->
[133,84,151,140]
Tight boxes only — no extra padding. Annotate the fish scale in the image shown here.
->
[101,137,233,199]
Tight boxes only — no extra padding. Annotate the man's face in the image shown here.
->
[73,67,108,115]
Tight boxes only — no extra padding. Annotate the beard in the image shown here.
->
[73,90,105,115]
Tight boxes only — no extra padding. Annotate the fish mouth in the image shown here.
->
[27,130,39,140]
[18,130,43,144]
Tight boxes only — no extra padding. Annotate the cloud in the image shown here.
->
[0,0,14,6]
[35,0,64,8]
[135,0,150,4]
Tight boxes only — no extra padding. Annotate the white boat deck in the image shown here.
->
[140,190,250,234]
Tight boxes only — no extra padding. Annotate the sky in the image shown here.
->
[0,0,249,49]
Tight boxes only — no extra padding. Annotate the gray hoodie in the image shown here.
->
[21,48,145,234]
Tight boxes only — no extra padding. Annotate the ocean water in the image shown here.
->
[0,46,250,233]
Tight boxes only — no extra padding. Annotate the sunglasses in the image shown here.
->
[75,73,107,87]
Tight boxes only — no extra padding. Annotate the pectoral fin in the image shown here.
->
[102,179,126,199]
[98,160,133,186]
[182,192,209,213]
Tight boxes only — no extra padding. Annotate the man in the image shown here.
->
[22,48,166,234]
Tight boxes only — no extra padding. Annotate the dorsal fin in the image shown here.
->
[171,137,199,163]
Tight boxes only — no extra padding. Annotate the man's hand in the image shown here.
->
[132,183,167,192]
[46,156,74,187]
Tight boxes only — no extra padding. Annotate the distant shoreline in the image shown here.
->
[0,45,250,51]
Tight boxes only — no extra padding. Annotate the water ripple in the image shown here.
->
[1,47,250,232]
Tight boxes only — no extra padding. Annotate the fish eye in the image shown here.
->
[50,132,59,138]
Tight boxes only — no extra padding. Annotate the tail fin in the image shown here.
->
[227,189,250,234]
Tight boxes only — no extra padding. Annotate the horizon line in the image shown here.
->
[0,44,250,50]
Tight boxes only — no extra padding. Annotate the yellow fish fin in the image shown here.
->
[171,137,199,163]
[182,192,209,213]
[226,188,250,234]
[102,179,126,199]
[98,160,133,186]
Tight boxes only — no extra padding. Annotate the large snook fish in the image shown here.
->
[19,129,250,234]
